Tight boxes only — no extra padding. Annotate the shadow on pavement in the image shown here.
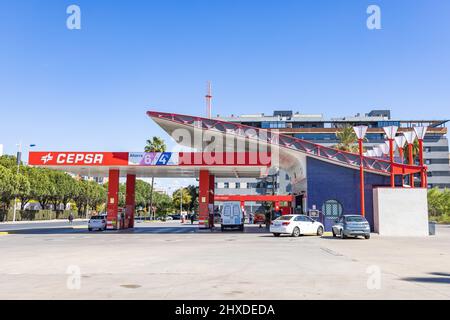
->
[319,236,368,241]
[402,272,450,284]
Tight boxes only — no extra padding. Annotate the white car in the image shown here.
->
[270,214,324,237]
[88,215,107,231]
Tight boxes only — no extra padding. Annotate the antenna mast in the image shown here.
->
[205,81,212,118]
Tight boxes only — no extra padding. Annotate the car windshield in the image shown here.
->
[277,215,292,221]
[345,216,366,222]
[90,216,104,220]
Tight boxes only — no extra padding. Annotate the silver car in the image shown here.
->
[332,215,370,239]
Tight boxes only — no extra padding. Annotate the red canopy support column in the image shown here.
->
[209,173,215,207]
[199,170,213,229]
[418,139,427,188]
[125,174,136,229]
[107,169,120,230]
[408,143,415,188]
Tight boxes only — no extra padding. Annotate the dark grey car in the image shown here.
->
[332,215,371,239]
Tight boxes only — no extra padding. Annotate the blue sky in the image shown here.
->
[1,1,449,187]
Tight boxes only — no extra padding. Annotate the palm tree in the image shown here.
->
[334,126,360,153]
[403,139,420,164]
[144,137,167,220]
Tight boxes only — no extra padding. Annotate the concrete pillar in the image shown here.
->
[125,174,136,229]
[107,169,120,230]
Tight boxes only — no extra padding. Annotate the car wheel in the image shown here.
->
[340,230,346,239]
[317,226,324,236]
[273,233,281,237]
[365,234,370,239]
[88,227,92,232]
[221,226,224,232]
[292,227,301,237]
[332,229,336,237]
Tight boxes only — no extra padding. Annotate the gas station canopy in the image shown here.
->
[28,151,272,178]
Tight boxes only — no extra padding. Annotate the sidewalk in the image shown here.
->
[0,219,88,225]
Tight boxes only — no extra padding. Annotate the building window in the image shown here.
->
[224,182,229,189]
[425,147,431,153]
[261,121,287,129]
[425,159,431,165]
[322,200,343,219]
[235,182,241,189]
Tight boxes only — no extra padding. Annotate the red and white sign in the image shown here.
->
[29,151,272,168]
[29,152,129,166]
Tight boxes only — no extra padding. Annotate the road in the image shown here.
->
[0,221,449,299]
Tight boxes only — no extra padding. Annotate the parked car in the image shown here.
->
[170,214,181,220]
[270,214,324,237]
[220,202,244,231]
[88,215,107,231]
[332,215,371,239]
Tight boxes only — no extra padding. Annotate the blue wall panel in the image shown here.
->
[306,157,394,231]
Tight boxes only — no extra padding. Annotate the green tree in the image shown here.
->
[172,188,192,212]
[334,126,362,153]
[15,173,31,210]
[28,168,52,210]
[73,179,88,215]
[0,155,18,170]
[144,136,167,219]
[135,179,152,211]
[186,185,199,212]
[428,187,450,217]
[153,192,173,218]
[0,165,16,209]
[86,181,107,211]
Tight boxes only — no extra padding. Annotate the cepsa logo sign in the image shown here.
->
[29,152,129,166]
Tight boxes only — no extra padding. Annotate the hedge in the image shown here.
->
[0,210,80,222]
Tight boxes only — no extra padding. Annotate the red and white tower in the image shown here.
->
[205,81,212,119]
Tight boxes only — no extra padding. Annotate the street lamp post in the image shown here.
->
[180,188,184,223]
[383,126,398,187]
[12,143,36,222]
[395,135,407,186]
[403,131,417,188]
[414,127,428,188]
[353,125,368,217]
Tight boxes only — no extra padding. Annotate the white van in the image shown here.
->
[220,202,244,231]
